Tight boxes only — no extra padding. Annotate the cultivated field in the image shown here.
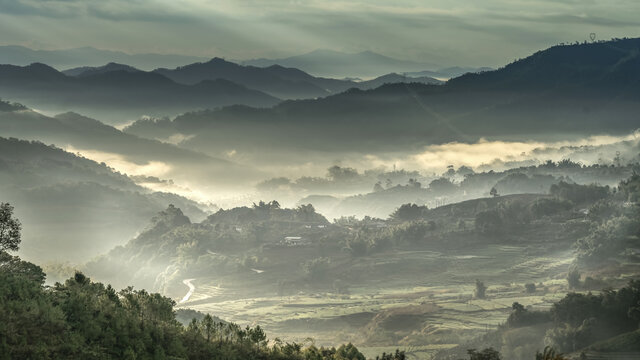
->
[177,244,579,359]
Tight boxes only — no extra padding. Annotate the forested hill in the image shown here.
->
[447,37,640,91]
[84,201,330,292]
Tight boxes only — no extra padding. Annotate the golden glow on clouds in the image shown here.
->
[63,131,639,207]
[64,146,172,177]
[357,132,640,173]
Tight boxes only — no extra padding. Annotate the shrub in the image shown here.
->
[525,283,537,293]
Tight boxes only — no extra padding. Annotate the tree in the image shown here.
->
[475,280,487,299]
[390,203,425,222]
[0,203,21,253]
[567,268,581,289]
[429,177,457,195]
[373,182,384,192]
[327,166,359,182]
[202,314,214,342]
[525,283,537,293]
[335,343,366,360]
[536,347,568,360]
[490,187,499,197]
[376,349,406,360]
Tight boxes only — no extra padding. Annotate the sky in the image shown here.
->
[1,0,639,67]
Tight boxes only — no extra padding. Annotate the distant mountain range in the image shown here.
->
[0,45,208,70]
[62,62,141,77]
[0,62,279,124]
[0,45,466,81]
[125,38,640,157]
[153,58,442,99]
[2,38,639,161]
[0,56,442,122]
[154,58,346,99]
[242,49,439,78]
[405,66,494,79]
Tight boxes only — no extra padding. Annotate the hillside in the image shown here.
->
[0,137,207,262]
[0,103,259,190]
[85,201,329,291]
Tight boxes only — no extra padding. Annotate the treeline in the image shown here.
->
[338,180,614,256]
[507,280,640,353]
[439,280,640,360]
[257,159,638,197]
[384,176,640,265]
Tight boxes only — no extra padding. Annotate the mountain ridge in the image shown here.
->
[0,62,280,124]
[125,38,640,156]
[0,45,208,70]
[242,48,438,78]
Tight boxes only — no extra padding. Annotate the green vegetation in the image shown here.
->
[1,202,379,359]
[546,281,640,352]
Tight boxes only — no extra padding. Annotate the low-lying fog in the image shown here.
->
[64,130,640,211]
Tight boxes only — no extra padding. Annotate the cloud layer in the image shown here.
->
[1,0,640,67]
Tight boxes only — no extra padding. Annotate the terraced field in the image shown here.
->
[176,244,577,359]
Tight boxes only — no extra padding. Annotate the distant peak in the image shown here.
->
[305,49,344,55]
[207,57,230,63]
[28,62,55,69]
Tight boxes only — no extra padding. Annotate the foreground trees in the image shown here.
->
[0,202,371,359]
[0,202,21,252]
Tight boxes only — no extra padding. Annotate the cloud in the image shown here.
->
[1,1,640,72]
[64,145,173,177]
[360,132,640,173]
[0,0,200,21]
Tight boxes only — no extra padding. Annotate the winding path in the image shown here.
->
[179,278,196,304]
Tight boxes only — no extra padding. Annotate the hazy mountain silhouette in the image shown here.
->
[0,63,280,124]
[242,49,437,78]
[0,45,208,70]
[356,73,443,89]
[0,102,261,189]
[127,38,640,155]
[406,66,494,79]
[154,58,443,99]
[154,58,334,99]
[62,62,141,77]
[0,136,207,262]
